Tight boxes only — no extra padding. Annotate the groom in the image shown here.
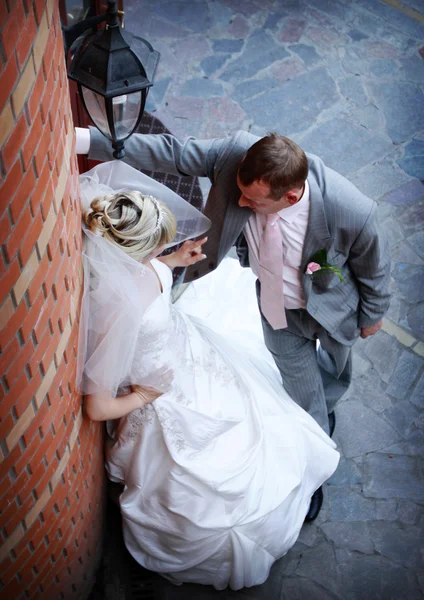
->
[77,127,391,519]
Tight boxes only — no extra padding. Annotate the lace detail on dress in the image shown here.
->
[127,404,156,439]
[155,405,186,451]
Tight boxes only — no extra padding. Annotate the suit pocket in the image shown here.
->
[311,252,345,291]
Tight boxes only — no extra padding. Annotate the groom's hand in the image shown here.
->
[360,320,383,339]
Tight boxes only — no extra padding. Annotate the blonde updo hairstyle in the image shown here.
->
[83,190,177,261]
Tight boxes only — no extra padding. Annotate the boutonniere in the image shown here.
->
[305,249,344,282]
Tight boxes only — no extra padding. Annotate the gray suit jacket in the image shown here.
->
[89,128,391,344]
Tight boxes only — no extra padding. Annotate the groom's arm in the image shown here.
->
[87,126,223,182]
[348,203,391,335]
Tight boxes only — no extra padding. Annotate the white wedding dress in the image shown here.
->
[105,257,339,590]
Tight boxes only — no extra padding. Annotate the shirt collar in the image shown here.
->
[278,180,310,224]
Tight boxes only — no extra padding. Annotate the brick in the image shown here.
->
[0,102,14,152]
[16,11,37,69]
[0,211,12,247]
[0,299,27,353]
[29,161,50,216]
[19,211,43,265]
[13,369,42,420]
[10,165,36,224]
[22,400,48,447]
[33,126,51,176]
[4,494,35,537]
[1,113,28,172]
[0,258,21,305]
[33,292,54,343]
[0,160,23,218]
[39,330,60,376]
[0,412,15,447]
[0,0,25,61]
[27,67,45,122]
[13,249,39,305]
[4,338,35,389]
[26,253,49,307]
[32,11,49,73]
[22,112,43,171]
[36,203,56,258]
[5,400,35,453]
[20,289,44,342]
[4,206,32,263]
[11,56,36,118]
[0,56,19,114]
[0,337,20,382]
[33,0,45,26]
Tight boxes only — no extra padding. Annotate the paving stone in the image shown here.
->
[370,59,400,78]
[397,200,424,237]
[386,351,423,399]
[368,81,424,144]
[328,485,376,521]
[400,54,424,84]
[354,0,424,40]
[270,58,305,83]
[320,521,373,554]
[220,29,289,82]
[397,140,424,180]
[383,401,421,439]
[208,1,233,29]
[227,15,250,39]
[349,160,411,201]
[393,265,424,304]
[211,39,244,53]
[339,554,419,600]
[363,332,402,384]
[171,36,211,65]
[375,498,398,521]
[410,372,424,408]
[328,457,362,486]
[408,304,424,342]
[338,76,368,106]
[383,179,424,207]
[153,1,212,34]
[300,118,392,176]
[395,499,424,525]
[295,542,342,596]
[241,67,338,135]
[180,78,224,97]
[200,55,231,77]
[347,28,368,42]
[280,577,336,600]
[278,18,306,43]
[340,46,372,76]
[365,41,400,60]
[335,401,400,458]
[363,453,424,501]
[391,240,423,265]
[350,103,384,132]
[263,10,289,32]
[233,77,278,102]
[369,521,423,569]
[288,43,322,65]
[407,232,424,261]
[382,216,407,247]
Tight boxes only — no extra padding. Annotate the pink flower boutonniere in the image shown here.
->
[305,249,344,282]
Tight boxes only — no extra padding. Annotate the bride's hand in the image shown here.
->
[159,237,207,269]
[131,384,162,407]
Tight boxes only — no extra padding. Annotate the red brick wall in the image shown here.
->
[0,2,106,598]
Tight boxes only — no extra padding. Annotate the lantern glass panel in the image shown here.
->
[82,87,111,138]
[112,91,143,140]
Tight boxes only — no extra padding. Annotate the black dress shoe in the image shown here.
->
[304,486,323,522]
[328,411,336,437]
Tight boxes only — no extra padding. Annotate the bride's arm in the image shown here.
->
[85,385,161,421]
[158,237,207,269]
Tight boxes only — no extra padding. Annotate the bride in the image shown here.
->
[78,160,339,591]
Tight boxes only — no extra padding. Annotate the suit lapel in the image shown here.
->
[301,176,332,271]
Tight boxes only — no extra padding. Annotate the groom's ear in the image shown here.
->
[286,192,298,205]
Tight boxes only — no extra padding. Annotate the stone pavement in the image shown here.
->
[119,1,424,598]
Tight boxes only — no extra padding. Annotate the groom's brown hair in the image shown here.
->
[238,133,308,200]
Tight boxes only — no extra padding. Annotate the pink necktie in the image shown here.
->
[259,214,287,330]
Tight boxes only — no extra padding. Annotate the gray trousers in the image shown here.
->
[256,281,352,434]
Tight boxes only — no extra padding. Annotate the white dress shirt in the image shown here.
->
[244,180,310,309]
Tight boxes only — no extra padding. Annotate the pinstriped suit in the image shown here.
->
[89,128,391,432]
